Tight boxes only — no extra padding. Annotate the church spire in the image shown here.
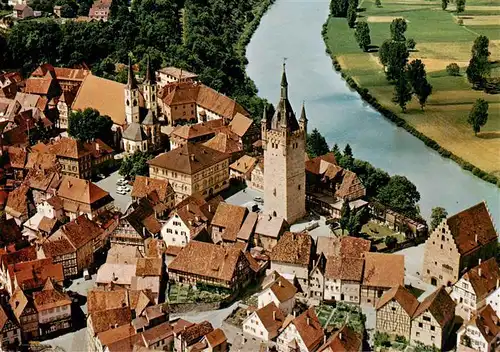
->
[300,101,307,122]
[144,55,155,84]
[280,61,288,99]
[127,57,138,90]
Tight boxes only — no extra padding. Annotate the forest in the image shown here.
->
[0,0,271,118]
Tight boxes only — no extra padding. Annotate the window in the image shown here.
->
[423,316,431,322]
[418,322,423,328]
[392,307,396,311]
[430,325,435,331]
[416,332,420,337]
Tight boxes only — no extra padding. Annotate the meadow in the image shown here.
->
[325,0,500,177]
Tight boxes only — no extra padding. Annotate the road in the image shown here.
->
[170,302,240,329]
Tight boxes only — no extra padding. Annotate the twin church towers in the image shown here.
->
[262,63,307,224]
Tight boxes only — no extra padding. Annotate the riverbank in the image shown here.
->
[321,0,500,187]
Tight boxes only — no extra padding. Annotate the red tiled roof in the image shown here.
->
[54,214,103,249]
[33,279,71,311]
[446,202,498,255]
[463,258,500,302]
[255,302,285,333]
[413,286,456,327]
[318,325,362,352]
[292,307,325,352]
[211,202,247,242]
[270,232,313,266]
[362,253,404,288]
[376,285,419,317]
[24,77,55,95]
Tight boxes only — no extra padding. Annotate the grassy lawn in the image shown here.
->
[325,0,500,177]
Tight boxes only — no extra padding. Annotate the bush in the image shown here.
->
[374,332,391,347]
[385,235,398,249]
[406,38,416,50]
[446,63,460,76]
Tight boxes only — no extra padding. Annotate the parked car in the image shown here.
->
[305,221,319,231]
[253,196,263,203]
[118,186,130,192]
[117,190,127,195]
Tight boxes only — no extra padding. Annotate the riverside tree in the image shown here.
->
[466,35,490,86]
[392,72,413,112]
[407,59,433,110]
[441,0,448,10]
[381,40,409,81]
[330,0,350,17]
[307,128,330,157]
[430,207,448,231]
[355,22,371,51]
[378,175,421,217]
[456,0,465,13]
[390,18,407,42]
[347,2,357,27]
[467,98,489,136]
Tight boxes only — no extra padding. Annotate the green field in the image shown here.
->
[324,0,500,177]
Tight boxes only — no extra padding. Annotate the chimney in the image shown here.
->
[67,180,71,188]
[293,311,296,318]
[479,266,482,277]
[187,204,190,212]
[485,326,490,335]
[323,335,327,344]
[208,204,212,213]
[96,142,100,151]
[190,154,195,161]
[475,234,478,242]
[272,311,276,320]
[479,258,482,266]
[146,178,149,186]
[307,317,310,325]
[496,278,499,289]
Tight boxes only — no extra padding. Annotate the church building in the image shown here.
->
[122,57,162,153]
[262,63,306,224]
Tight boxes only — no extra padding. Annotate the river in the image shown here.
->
[246,0,500,222]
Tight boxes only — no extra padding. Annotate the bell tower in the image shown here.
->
[143,55,157,112]
[124,58,140,124]
[262,63,306,224]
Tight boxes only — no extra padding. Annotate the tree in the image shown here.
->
[355,22,371,51]
[466,56,489,86]
[379,40,391,67]
[392,72,412,112]
[331,143,342,162]
[384,41,409,81]
[374,332,391,347]
[430,207,448,231]
[375,0,381,7]
[417,81,432,110]
[29,120,51,145]
[339,143,354,170]
[348,207,369,235]
[390,18,407,42]
[339,200,351,235]
[378,175,421,217]
[347,2,357,28]
[306,129,330,158]
[119,150,153,180]
[446,63,460,76]
[385,235,398,249]
[471,35,490,60]
[456,0,465,13]
[441,0,448,10]
[406,38,416,50]
[68,108,113,143]
[330,0,350,17]
[467,98,489,136]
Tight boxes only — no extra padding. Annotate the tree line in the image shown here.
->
[0,0,269,119]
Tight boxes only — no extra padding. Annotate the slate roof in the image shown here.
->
[123,122,148,142]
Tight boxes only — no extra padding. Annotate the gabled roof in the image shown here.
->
[132,176,173,202]
[196,84,249,119]
[229,112,253,137]
[324,256,364,282]
[5,184,31,218]
[262,272,297,303]
[413,286,455,327]
[171,123,215,140]
[123,198,162,235]
[158,67,197,80]
[7,146,27,168]
[340,236,371,258]
[205,328,227,348]
[376,285,419,317]
[291,307,325,352]
[446,202,497,255]
[317,325,362,352]
[203,131,242,155]
[168,241,248,282]
[254,302,285,333]
[237,212,259,242]
[178,320,214,346]
[463,258,500,302]
[461,305,500,343]
[49,137,91,159]
[9,289,30,321]
[230,155,257,174]
[270,232,313,266]
[89,307,133,335]
[148,143,229,175]
[33,279,71,311]
[211,202,247,242]
[255,214,287,239]
[55,214,103,249]
[362,252,404,288]
[57,175,110,205]
[24,77,55,95]
[72,74,126,126]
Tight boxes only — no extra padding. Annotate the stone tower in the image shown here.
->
[142,55,157,112]
[124,58,140,124]
[262,63,307,224]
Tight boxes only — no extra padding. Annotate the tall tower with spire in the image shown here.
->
[142,55,157,112]
[124,58,140,124]
[262,62,306,224]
